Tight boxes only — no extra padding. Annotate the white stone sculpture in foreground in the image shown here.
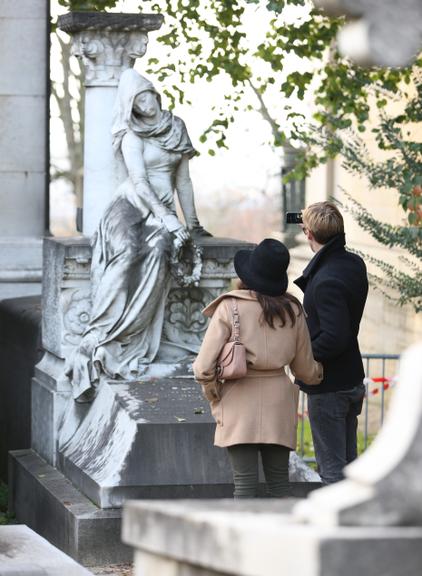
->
[65,68,209,402]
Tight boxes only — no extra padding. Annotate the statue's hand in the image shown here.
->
[173,225,190,244]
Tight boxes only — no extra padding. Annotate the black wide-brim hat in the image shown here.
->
[234,238,290,297]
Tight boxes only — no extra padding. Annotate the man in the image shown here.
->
[294,201,368,485]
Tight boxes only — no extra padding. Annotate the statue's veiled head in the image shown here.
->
[116,69,161,121]
[112,68,195,161]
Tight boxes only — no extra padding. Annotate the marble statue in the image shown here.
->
[65,68,210,402]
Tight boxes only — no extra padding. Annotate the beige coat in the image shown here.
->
[192,290,322,449]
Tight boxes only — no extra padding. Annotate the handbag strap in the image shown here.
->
[230,298,241,342]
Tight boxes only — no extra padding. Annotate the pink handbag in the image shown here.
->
[216,298,247,381]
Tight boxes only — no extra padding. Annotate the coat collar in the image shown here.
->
[202,289,257,317]
[294,233,346,292]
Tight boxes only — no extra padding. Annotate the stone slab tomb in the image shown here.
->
[58,379,232,508]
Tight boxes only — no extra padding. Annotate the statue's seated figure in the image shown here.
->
[65,69,210,402]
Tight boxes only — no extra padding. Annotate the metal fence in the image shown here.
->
[297,353,400,461]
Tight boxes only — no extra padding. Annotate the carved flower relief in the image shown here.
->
[163,287,217,346]
[202,258,235,278]
[62,288,92,346]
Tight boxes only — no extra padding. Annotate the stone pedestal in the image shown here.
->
[31,237,91,466]
[32,236,252,489]
[56,378,320,509]
[31,354,75,467]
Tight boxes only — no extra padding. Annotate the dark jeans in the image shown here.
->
[227,443,291,498]
[307,383,366,485]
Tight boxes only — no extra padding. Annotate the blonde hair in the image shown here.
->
[302,201,344,244]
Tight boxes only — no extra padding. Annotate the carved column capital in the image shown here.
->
[58,11,164,86]
[71,29,149,86]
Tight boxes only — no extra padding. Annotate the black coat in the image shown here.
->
[294,233,368,394]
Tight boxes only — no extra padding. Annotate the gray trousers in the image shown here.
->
[307,383,366,484]
[227,443,291,498]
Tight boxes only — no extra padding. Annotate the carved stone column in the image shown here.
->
[0,0,48,298]
[57,12,164,235]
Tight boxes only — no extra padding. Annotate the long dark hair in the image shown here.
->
[236,279,303,328]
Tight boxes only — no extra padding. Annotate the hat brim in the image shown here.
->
[234,249,288,297]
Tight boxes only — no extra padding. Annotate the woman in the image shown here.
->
[193,238,323,498]
[67,68,209,402]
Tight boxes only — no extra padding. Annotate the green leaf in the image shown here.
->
[408,212,418,225]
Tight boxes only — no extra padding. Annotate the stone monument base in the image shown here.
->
[9,448,321,565]
[57,376,236,508]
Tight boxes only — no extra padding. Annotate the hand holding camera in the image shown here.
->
[285,212,303,224]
